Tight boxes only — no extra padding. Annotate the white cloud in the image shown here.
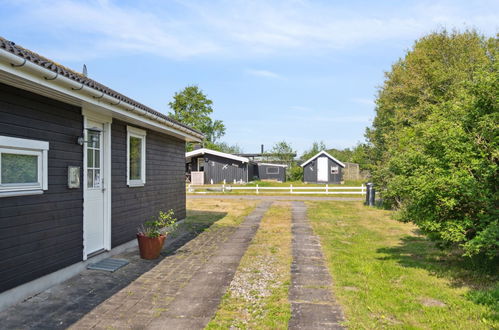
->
[246,69,282,79]
[2,0,498,60]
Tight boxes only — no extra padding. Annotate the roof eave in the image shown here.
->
[0,40,204,142]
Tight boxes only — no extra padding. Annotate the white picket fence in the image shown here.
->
[187,184,366,195]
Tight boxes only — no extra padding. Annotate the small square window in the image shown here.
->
[0,136,49,197]
[127,126,146,187]
[331,166,339,174]
[266,167,279,174]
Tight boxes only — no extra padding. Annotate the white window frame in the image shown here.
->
[266,166,279,174]
[331,166,339,174]
[127,126,146,187]
[197,158,205,171]
[0,136,49,198]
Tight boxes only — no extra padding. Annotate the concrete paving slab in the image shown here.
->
[289,201,345,329]
[290,286,333,302]
[148,201,272,329]
[289,302,344,329]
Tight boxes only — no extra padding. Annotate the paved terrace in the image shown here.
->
[0,199,345,329]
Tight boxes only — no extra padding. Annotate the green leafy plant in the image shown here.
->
[137,209,178,238]
[366,30,498,258]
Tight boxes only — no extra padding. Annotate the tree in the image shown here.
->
[366,30,498,258]
[205,141,243,154]
[168,85,226,147]
[267,141,296,165]
[300,141,327,162]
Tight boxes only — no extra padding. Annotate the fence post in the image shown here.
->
[326,184,328,194]
[361,184,364,194]
[290,184,293,193]
[222,184,225,193]
[256,184,259,195]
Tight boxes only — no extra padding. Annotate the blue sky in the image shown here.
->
[1,0,497,154]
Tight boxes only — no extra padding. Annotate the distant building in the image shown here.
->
[186,148,287,184]
[301,151,345,184]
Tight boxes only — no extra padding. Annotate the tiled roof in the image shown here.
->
[0,37,203,139]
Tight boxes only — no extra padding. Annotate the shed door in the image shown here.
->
[317,157,328,182]
[84,121,105,256]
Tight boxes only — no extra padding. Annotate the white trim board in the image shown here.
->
[300,150,346,168]
[186,148,249,163]
[257,163,288,168]
[126,126,147,187]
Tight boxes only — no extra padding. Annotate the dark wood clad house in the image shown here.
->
[301,151,345,184]
[253,163,287,182]
[186,148,250,184]
[0,38,203,310]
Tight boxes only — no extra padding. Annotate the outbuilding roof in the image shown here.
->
[0,37,204,141]
[300,150,346,168]
[256,163,288,168]
[186,148,250,163]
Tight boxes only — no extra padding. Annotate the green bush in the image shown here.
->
[287,164,303,181]
[367,30,498,258]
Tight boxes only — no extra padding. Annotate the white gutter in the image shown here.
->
[0,48,203,142]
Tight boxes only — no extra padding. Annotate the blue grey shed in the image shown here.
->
[301,151,345,184]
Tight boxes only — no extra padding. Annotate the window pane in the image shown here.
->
[94,170,100,188]
[129,136,142,180]
[94,150,100,168]
[1,153,38,184]
[87,169,94,188]
[88,130,100,148]
[87,149,94,168]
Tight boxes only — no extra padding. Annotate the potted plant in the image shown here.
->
[137,209,177,259]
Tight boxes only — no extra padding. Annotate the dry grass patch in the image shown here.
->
[207,202,292,329]
[185,198,258,228]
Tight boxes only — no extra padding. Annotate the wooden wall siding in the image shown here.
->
[248,163,258,181]
[0,83,84,293]
[111,120,186,247]
[204,154,248,184]
[303,157,343,184]
[257,164,286,182]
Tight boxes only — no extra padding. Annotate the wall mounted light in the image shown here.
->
[77,134,98,146]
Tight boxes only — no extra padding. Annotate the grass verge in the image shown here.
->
[206,203,292,329]
[307,201,498,329]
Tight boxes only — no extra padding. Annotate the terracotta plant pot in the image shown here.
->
[136,234,166,259]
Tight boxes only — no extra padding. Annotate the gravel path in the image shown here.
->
[289,201,345,329]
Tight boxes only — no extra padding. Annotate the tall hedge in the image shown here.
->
[366,30,498,258]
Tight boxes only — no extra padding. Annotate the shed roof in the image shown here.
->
[256,163,288,168]
[0,37,203,141]
[300,150,346,168]
[186,148,250,163]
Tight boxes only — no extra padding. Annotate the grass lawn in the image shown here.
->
[184,198,258,228]
[207,202,292,329]
[307,201,498,329]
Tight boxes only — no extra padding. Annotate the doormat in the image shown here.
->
[87,258,129,272]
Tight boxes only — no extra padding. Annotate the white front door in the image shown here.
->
[317,156,329,182]
[84,120,105,256]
